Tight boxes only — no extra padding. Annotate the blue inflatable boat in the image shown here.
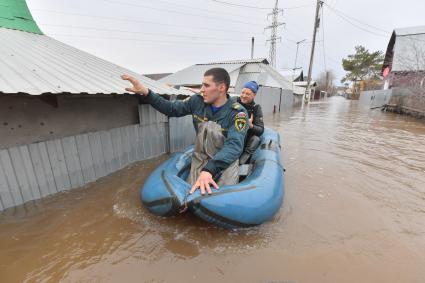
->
[140,128,285,229]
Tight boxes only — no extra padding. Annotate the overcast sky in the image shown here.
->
[27,0,424,84]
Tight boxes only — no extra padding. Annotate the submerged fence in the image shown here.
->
[359,90,393,109]
[0,104,195,211]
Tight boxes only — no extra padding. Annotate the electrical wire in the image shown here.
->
[104,0,265,20]
[42,23,265,42]
[323,3,390,34]
[211,0,313,10]
[323,3,425,44]
[102,0,264,26]
[33,9,265,35]
[323,4,389,37]
[210,0,274,10]
[48,33,257,46]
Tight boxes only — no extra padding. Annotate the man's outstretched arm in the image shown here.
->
[122,74,193,117]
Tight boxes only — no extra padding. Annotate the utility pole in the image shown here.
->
[251,37,255,59]
[293,39,306,79]
[305,0,323,103]
[265,0,284,67]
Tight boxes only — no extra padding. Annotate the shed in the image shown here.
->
[0,0,194,211]
[160,58,295,114]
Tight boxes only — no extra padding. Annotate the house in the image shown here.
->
[0,0,194,211]
[279,69,304,83]
[159,58,295,114]
[381,25,425,117]
[293,81,317,101]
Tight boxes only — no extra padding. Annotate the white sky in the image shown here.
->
[27,0,425,84]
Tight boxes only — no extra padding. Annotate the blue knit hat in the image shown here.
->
[243,81,259,94]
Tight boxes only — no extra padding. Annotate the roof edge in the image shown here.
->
[196,58,269,65]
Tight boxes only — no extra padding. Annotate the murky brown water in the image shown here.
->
[1,97,425,283]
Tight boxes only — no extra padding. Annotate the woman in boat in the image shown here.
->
[237,81,264,164]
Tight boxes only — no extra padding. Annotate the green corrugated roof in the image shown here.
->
[0,0,43,34]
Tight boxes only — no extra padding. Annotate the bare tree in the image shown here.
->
[315,70,336,95]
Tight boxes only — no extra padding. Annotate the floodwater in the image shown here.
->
[1,97,425,283]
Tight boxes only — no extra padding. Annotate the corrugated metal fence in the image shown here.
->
[0,105,195,211]
[359,90,393,109]
[256,86,294,115]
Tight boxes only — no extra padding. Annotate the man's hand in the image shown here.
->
[249,113,254,129]
[121,74,149,96]
[190,171,219,195]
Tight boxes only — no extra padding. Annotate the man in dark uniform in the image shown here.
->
[121,68,248,195]
[237,81,264,164]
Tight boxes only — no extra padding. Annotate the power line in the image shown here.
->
[323,4,389,37]
[33,9,265,35]
[42,23,265,42]
[323,3,390,34]
[103,0,264,26]
[109,0,265,20]
[322,51,342,67]
[48,33,256,46]
[211,0,275,10]
[211,0,313,10]
[284,37,317,44]
[325,5,425,44]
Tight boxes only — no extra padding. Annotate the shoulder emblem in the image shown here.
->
[234,111,247,132]
[232,102,242,110]
[236,112,247,118]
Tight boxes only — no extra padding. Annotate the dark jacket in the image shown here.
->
[145,90,248,176]
[237,98,264,139]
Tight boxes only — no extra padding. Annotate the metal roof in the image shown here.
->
[159,63,245,86]
[279,69,304,82]
[394,26,425,36]
[197,58,269,65]
[392,26,425,72]
[260,64,293,89]
[0,27,190,95]
[160,58,293,93]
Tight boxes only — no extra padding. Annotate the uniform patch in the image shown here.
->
[232,102,242,110]
[193,114,208,122]
[236,112,247,118]
[235,117,247,132]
